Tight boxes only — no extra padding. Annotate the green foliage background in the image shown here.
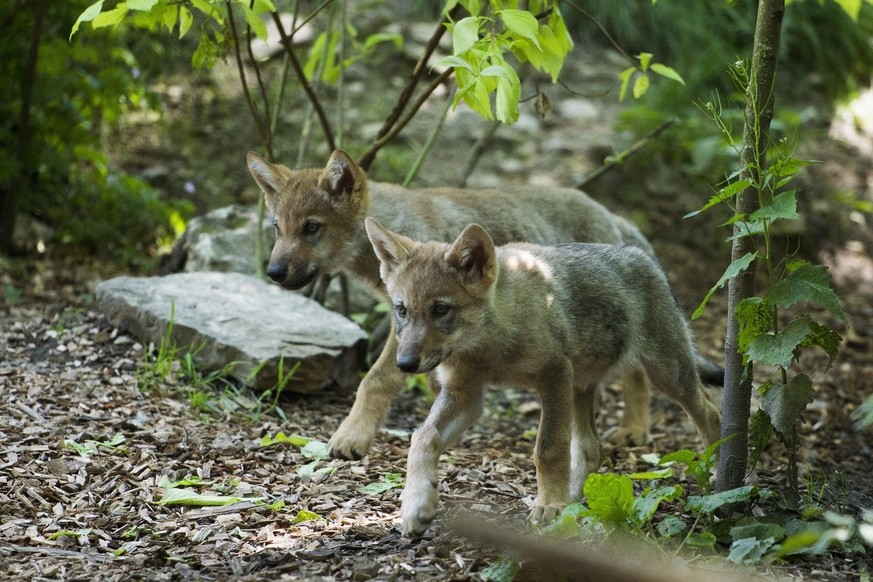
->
[1,0,190,264]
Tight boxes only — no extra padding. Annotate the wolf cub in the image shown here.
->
[364,217,722,537]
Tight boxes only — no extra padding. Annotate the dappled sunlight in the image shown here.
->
[504,249,554,281]
[830,85,873,158]
[821,241,873,295]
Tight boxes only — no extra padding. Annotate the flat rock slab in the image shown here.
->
[96,272,367,393]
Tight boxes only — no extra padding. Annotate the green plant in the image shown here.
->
[136,303,181,391]
[689,58,844,492]
[525,451,871,572]
[1,0,187,259]
[247,356,299,422]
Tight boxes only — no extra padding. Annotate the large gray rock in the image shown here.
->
[161,204,272,276]
[97,272,367,393]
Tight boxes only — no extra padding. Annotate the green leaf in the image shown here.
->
[618,67,635,101]
[658,449,697,466]
[452,16,480,55]
[49,529,91,541]
[583,473,634,524]
[539,502,587,538]
[765,263,845,320]
[801,320,842,368]
[191,0,223,23]
[157,488,263,506]
[92,5,129,30]
[161,5,177,32]
[300,440,330,460]
[632,73,650,99]
[358,472,405,495]
[657,515,687,539]
[747,317,811,368]
[649,63,685,85]
[685,531,717,547]
[241,3,268,41]
[736,297,775,355]
[684,178,752,218]
[728,536,777,564]
[495,65,520,124]
[748,408,773,472]
[291,509,322,524]
[179,6,193,38]
[730,521,784,542]
[686,485,758,515]
[833,0,862,21]
[158,474,206,489]
[628,468,673,480]
[480,553,520,582]
[632,485,683,525]
[749,190,799,222]
[249,0,277,13]
[760,374,814,440]
[71,0,105,39]
[500,9,540,48]
[638,52,653,71]
[260,432,310,448]
[725,220,765,242]
[692,252,757,320]
[435,56,475,76]
[128,0,158,10]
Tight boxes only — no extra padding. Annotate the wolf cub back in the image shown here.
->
[365,218,722,537]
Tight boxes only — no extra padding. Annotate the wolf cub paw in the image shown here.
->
[529,503,563,526]
[328,424,375,460]
[400,481,439,537]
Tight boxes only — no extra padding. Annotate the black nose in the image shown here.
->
[396,354,420,373]
[266,263,287,283]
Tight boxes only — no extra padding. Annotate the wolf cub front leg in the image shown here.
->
[529,358,575,524]
[329,329,406,460]
[401,378,485,537]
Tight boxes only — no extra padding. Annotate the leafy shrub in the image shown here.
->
[0,0,189,262]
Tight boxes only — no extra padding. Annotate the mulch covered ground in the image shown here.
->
[1,250,871,581]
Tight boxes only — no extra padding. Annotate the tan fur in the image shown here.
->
[365,219,722,537]
[247,150,659,459]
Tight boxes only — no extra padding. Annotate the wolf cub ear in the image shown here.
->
[247,152,290,210]
[319,149,362,199]
[446,224,496,289]
[365,217,412,273]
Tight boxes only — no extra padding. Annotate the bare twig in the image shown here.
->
[562,0,638,70]
[403,88,455,187]
[270,10,336,151]
[575,119,674,190]
[245,1,274,160]
[227,4,269,151]
[358,5,462,170]
[360,68,453,164]
[457,120,500,188]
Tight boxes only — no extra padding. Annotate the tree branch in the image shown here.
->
[575,120,674,190]
[357,5,461,170]
[562,0,638,70]
[270,10,336,152]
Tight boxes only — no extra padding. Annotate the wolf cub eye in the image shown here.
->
[303,220,321,235]
[432,303,451,317]
[394,304,407,319]
[272,218,281,236]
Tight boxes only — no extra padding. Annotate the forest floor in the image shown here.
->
[3,11,873,581]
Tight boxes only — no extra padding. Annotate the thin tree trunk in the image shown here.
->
[716,0,785,494]
[1,0,46,254]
